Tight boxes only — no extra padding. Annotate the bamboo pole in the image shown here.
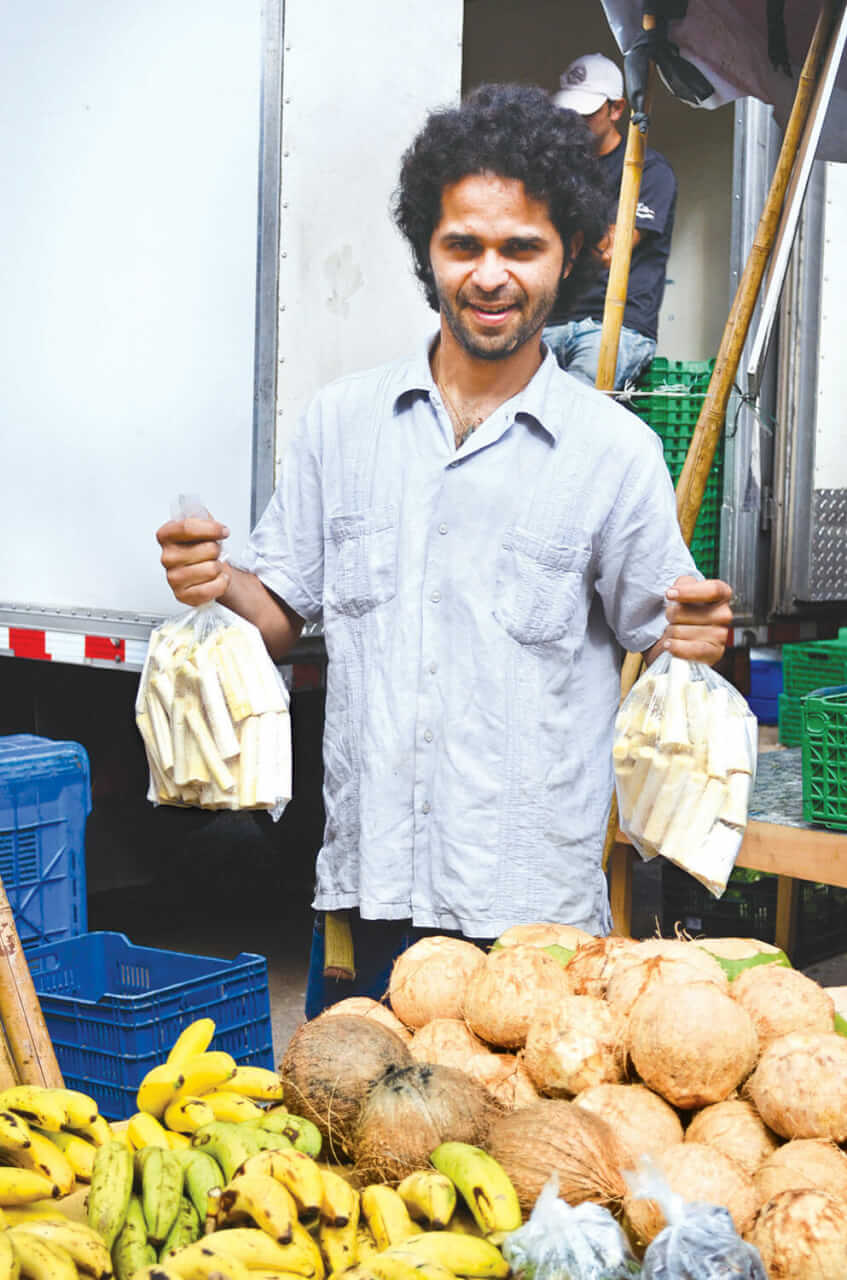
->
[602,2,835,882]
[0,878,63,1086]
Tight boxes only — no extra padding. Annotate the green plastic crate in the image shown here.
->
[802,686,847,831]
[778,693,805,747]
[783,638,847,699]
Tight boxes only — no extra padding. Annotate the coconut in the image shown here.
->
[750,1189,847,1280]
[352,1062,499,1184]
[754,1140,847,1208]
[694,936,790,981]
[566,936,639,999]
[619,938,729,983]
[524,996,625,1097]
[606,953,727,1019]
[685,1098,780,1176]
[745,1032,847,1142]
[730,964,835,1050]
[627,979,758,1109]
[320,996,412,1042]
[486,1099,629,1212]
[462,945,572,1049]
[408,1018,488,1069]
[623,1141,758,1249]
[388,936,486,1029]
[492,922,594,960]
[466,1053,539,1110]
[279,1014,412,1159]
[573,1083,684,1165]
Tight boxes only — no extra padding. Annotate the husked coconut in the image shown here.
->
[573,1082,683,1165]
[566,936,639,998]
[466,1052,539,1110]
[694,936,789,981]
[524,996,625,1096]
[628,980,758,1109]
[389,936,485,1029]
[320,996,412,1042]
[754,1139,847,1207]
[606,953,727,1019]
[493,922,594,955]
[463,945,572,1048]
[409,1018,488,1068]
[750,1189,847,1280]
[685,1098,779,1176]
[623,1141,758,1248]
[746,1032,847,1142]
[625,937,730,983]
[731,964,835,1050]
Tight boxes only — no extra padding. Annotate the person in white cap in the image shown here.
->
[544,52,677,389]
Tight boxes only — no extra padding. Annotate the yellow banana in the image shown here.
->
[429,1142,521,1239]
[385,1232,509,1278]
[239,1149,322,1217]
[356,1223,379,1259]
[0,1109,33,1152]
[5,1130,76,1196]
[0,1207,65,1225]
[342,1258,422,1280]
[87,1139,134,1249]
[397,1170,457,1230]
[173,1053,237,1100]
[72,1114,113,1147]
[319,1168,359,1228]
[39,1128,97,1181]
[7,1230,78,1280]
[177,1226,323,1276]
[0,1232,14,1280]
[12,1216,114,1278]
[385,1257,455,1280]
[223,1066,283,1103]
[164,1097,216,1135]
[166,1018,216,1069]
[218,1172,298,1244]
[127,1111,171,1150]
[197,1091,264,1125]
[168,1130,192,1150]
[137,1064,186,1118]
[0,1168,58,1205]
[319,1204,359,1273]
[165,1237,254,1279]
[0,1088,67,1134]
[44,1088,99,1130]
[360,1185,417,1251]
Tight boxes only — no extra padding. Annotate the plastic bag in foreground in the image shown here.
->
[502,1174,641,1279]
[613,653,757,896]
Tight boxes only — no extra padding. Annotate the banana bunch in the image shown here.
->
[0,1085,112,1205]
[0,1210,115,1280]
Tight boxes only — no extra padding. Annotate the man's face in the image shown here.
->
[583,99,624,154]
[428,174,576,362]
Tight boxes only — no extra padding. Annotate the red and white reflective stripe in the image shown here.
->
[0,625,148,668]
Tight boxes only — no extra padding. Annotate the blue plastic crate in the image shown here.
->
[0,734,89,950]
[28,932,275,1119]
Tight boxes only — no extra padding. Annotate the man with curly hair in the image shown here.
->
[156,84,732,1015]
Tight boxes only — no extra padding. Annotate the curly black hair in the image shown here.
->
[392,83,609,313]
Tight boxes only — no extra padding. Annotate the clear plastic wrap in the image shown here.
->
[502,1175,641,1279]
[613,653,757,897]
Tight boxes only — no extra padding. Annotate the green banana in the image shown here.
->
[237,1123,293,1156]
[255,1111,322,1157]
[159,1195,201,1260]
[142,1147,184,1244]
[87,1139,134,1250]
[112,1194,156,1280]
[397,1169,457,1229]
[190,1123,260,1182]
[430,1142,522,1239]
[172,1149,225,1221]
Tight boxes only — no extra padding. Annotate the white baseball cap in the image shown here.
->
[553,53,624,115]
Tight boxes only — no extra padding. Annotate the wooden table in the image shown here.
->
[608,749,847,953]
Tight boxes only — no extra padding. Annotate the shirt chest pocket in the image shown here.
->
[327,506,398,618]
[494,527,591,644]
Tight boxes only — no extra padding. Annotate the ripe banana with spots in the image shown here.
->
[45,1088,99,1130]
[173,1053,237,1100]
[384,1256,455,1280]
[360,1185,417,1251]
[0,1108,33,1152]
[239,1148,322,1217]
[384,1231,510,1278]
[163,1097,216,1136]
[41,1128,97,1181]
[73,1115,113,1147]
[159,1195,202,1260]
[87,1139,134,1249]
[0,1168,59,1205]
[142,1146,184,1244]
[12,1215,115,1278]
[319,1168,359,1228]
[397,1170,457,1230]
[197,1092,264,1125]
[0,1088,67,1134]
[339,1257,421,1280]
[5,1130,76,1196]
[223,1066,283,1103]
[218,1172,298,1243]
[166,1019,216,1069]
[0,1232,15,1280]
[137,1065,186,1119]
[7,1228,79,1280]
[430,1142,521,1239]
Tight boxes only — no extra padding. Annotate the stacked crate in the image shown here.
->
[779,633,847,747]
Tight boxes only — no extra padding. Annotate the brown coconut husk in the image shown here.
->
[745,1032,847,1142]
[408,1018,488,1068]
[685,1097,780,1177]
[388,936,486,1029]
[754,1139,847,1208]
[606,952,727,1019]
[279,1015,413,1160]
[524,996,625,1097]
[566,936,638,999]
[730,964,835,1051]
[573,1082,684,1166]
[485,1098,629,1213]
[320,996,412,1042]
[466,1052,539,1110]
[627,979,758,1109]
[462,945,572,1049]
[749,1189,847,1279]
[352,1062,500,1185]
[623,1141,758,1249]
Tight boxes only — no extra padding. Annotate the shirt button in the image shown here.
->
[424,730,433,743]
[422,801,431,814]
[428,661,438,674]
[438,523,448,535]
[430,590,441,603]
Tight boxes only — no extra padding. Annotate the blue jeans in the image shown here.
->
[543,318,656,390]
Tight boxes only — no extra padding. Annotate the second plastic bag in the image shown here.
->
[502,1174,641,1279]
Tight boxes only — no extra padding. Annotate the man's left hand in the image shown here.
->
[644,575,734,667]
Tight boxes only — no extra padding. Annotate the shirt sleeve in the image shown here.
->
[233,402,325,623]
[635,152,677,237]
[594,428,700,654]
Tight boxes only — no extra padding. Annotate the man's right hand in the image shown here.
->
[156,516,232,606]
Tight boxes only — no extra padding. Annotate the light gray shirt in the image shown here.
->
[239,342,698,936]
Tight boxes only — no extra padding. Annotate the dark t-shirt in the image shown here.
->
[550,137,677,341]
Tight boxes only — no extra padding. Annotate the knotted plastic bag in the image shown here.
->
[501,1174,641,1279]
[613,653,757,897]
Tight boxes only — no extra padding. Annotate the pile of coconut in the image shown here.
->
[278,926,847,1278]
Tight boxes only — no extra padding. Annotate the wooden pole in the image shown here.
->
[602,1,834,885]
[0,878,63,1086]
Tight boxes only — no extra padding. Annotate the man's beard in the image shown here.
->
[435,281,559,362]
